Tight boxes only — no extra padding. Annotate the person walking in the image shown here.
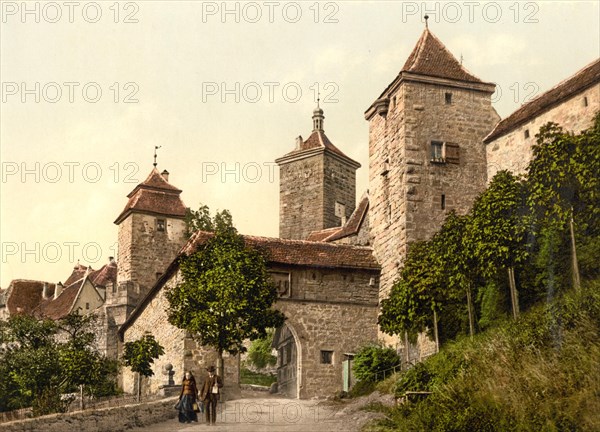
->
[200,365,223,425]
[177,371,199,423]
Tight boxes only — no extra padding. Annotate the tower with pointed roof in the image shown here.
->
[276,104,361,240]
[365,23,500,324]
[99,166,187,358]
[109,167,187,318]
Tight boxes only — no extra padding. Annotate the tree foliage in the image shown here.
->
[353,344,401,383]
[122,334,165,378]
[166,207,286,372]
[246,328,277,370]
[380,112,600,346]
[0,313,119,415]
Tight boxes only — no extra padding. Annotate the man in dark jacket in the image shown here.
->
[200,365,223,425]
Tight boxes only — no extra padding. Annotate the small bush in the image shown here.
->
[353,344,401,383]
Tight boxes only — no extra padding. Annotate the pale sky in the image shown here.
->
[1,1,599,288]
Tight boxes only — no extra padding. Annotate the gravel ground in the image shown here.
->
[129,390,395,432]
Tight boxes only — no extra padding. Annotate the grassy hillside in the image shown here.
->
[365,281,600,431]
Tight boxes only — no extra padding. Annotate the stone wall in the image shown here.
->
[275,300,378,399]
[272,262,379,398]
[121,270,240,397]
[278,151,358,240]
[486,83,599,179]
[369,80,499,302]
[0,397,179,432]
[116,212,187,305]
[323,154,358,229]
[278,153,326,240]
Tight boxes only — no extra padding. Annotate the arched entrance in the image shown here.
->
[272,322,301,398]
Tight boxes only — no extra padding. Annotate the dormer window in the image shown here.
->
[156,219,165,232]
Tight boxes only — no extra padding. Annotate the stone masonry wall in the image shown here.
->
[0,396,179,432]
[323,155,358,230]
[122,270,239,397]
[275,300,378,399]
[279,154,325,240]
[117,212,187,305]
[272,263,379,398]
[486,83,599,179]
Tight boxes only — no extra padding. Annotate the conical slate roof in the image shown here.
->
[114,168,186,224]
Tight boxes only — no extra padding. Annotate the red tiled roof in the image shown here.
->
[89,262,117,287]
[5,280,55,315]
[484,58,600,143]
[64,264,88,287]
[277,130,360,168]
[308,194,370,242]
[119,231,379,337]
[34,280,82,320]
[183,231,379,270]
[401,29,483,83]
[306,227,342,242]
[114,168,187,224]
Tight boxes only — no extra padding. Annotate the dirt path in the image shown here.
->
[129,391,392,432]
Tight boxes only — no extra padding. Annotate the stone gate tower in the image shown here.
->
[365,26,500,309]
[276,105,361,240]
[102,167,187,357]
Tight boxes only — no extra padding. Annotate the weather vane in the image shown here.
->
[424,14,429,28]
[153,145,162,167]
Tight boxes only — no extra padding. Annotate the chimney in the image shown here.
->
[295,136,303,150]
[161,170,170,182]
[42,282,50,300]
[54,282,63,300]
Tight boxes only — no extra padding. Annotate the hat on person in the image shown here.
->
[207,366,216,373]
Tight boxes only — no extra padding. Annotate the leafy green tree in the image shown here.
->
[0,313,118,415]
[379,241,444,349]
[469,170,529,319]
[526,115,600,291]
[184,203,214,237]
[122,334,165,401]
[166,209,286,381]
[434,212,480,338]
[247,329,277,370]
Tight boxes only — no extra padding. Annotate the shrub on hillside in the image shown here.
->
[353,344,401,383]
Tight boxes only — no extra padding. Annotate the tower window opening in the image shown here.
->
[431,141,444,162]
[524,129,530,139]
[583,96,589,107]
[156,219,165,232]
[320,350,333,364]
[441,194,446,210]
[445,92,452,104]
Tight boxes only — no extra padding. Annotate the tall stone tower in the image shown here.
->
[365,25,500,309]
[103,167,187,357]
[276,105,361,240]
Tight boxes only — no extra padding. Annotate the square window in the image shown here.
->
[431,141,444,162]
[156,219,165,232]
[445,92,452,104]
[320,350,333,364]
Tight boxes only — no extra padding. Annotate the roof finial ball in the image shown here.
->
[424,14,429,29]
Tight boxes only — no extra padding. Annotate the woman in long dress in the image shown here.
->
[177,371,199,423]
